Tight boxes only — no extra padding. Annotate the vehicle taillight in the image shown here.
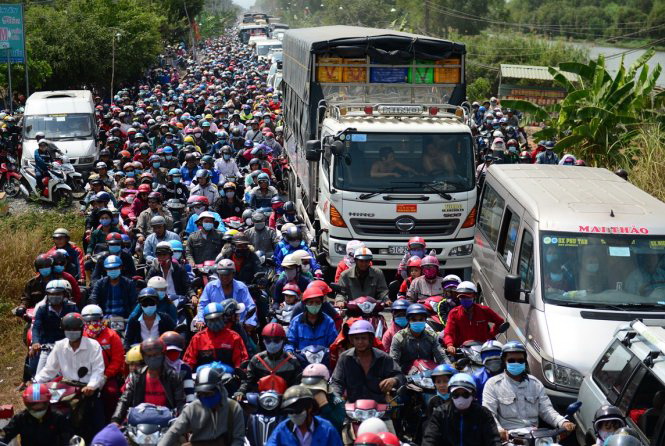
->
[461,206,477,228]
[363,106,373,115]
[330,204,347,228]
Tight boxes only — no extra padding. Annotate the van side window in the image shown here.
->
[592,340,640,404]
[497,208,521,269]
[623,368,665,441]
[517,230,535,290]
[477,184,505,249]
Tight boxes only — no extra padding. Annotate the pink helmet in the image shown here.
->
[303,363,330,381]
[421,255,440,269]
[349,319,375,336]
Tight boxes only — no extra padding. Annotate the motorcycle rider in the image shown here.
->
[336,247,389,306]
[535,141,559,165]
[184,195,225,234]
[406,255,444,302]
[89,255,138,318]
[49,227,85,282]
[245,211,280,257]
[334,240,365,282]
[482,341,575,442]
[390,303,446,373]
[273,254,311,305]
[214,145,241,184]
[422,373,501,446]
[125,345,144,376]
[158,168,190,202]
[472,340,503,405]
[160,366,245,446]
[33,138,53,194]
[273,225,322,276]
[142,217,181,265]
[301,363,345,431]
[248,172,278,209]
[112,337,185,424]
[124,287,176,350]
[21,254,55,309]
[215,181,244,218]
[186,211,225,266]
[426,364,458,417]
[91,233,138,282]
[593,405,626,445]
[275,201,304,231]
[382,299,410,352]
[136,192,174,237]
[266,385,343,446]
[285,285,338,354]
[146,242,196,302]
[160,331,195,403]
[190,169,220,207]
[442,282,505,354]
[398,256,422,296]
[329,316,386,369]
[396,236,428,280]
[216,232,262,285]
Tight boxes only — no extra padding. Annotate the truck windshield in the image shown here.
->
[540,232,665,310]
[24,114,94,140]
[257,44,281,56]
[332,133,474,193]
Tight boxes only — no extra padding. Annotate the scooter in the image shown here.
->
[53,155,85,197]
[244,390,286,446]
[507,401,582,446]
[125,403,174,446]
[165,198,187,235]
[19,162,73,206]
[345,296,388,340]
[343,399,391,444]
[420,295,445,332]
[395,359,438,443]
[296,345,330,368]
[0,153,21,198]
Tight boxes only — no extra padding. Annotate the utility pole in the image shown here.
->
[110,31,121,102]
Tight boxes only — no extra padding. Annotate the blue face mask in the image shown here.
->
[460,298,474,309]
[53,265,65,273]
[437,392,450,401]
[223,154,231,161]
[506,362,526,376]
[172,177,181,184]
[199,391,222,408]
[153,162,161,168]
[166,155,173,160]
[39,267,52,276]
[107,269,121,279]
[100,218,111,226]
[143,305,157,316]
[202,222,214,231]
[394,316,408,328]
[157,290,166,300]
[109,245,121,254]
[550,272,563,282]
[410,321,426,334]
[126,171,135,177]
[410,249,425,258]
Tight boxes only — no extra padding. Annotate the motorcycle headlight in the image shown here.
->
[412,373,435,390]
[353,409,377,421]
[542,359,584,389]
[358,301,376,314]
[304,350,325,364]
[259,391,280,411]
[449,244,473,256]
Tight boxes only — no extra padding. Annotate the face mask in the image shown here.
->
[306,303,322,315]
[153,162,161,168]
[65,330,82,342]
[549,272,563,282]
[143,355,163,370]
[126,171,135,177]
[410,321,426,334]
[39,267,52,276]
[200,390,222,408]
[437,392,450,401]
[394,316,408,328]
[143,305,157,316]
[172,177,181,184]
[29,409,48,419]
[48,294,64,306]
[288,409,308,426]
[586,263,599,273]
[484,357,503,373]
[85,321,103,337]
[411,249,424,258]
[506,362,526,376]
[141,150,149,155]
[166,137,173,143]
[301,264,311,273]
[206,318,225,332]
[202,222,214,231]
[166,155,173,160]
[157,290,166,300]
[173,252,182,260]
[265,340,283,354]
[195,133,202,138]
[423,268,438,280]
[254,222,265,231]
[100,217,112,226]
[53,265,65,273]
[223,154,231,161]
[452,395,473,410]
[109,245,122,254]
[285,214,296,222]
[245,218,253,226]
[599,430,613,441]
[460,298,474,309]
[225,191,235,198]
[107,269,121,279]
[289,240,301,248]
[285,269,297,280]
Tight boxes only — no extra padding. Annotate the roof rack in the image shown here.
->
[328,102,467,123]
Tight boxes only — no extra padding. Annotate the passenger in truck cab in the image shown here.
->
[422,139,456,175]
[370,146,417,178]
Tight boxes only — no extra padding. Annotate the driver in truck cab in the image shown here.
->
[370,146,417,178]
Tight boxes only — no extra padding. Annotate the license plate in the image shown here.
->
[388,245,407,255]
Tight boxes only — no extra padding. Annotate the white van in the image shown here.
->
[22,90,97,172]
[473,164,665,406]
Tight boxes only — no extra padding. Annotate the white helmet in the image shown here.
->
[492,130,503,138]
[46,279,71,295]
[147,276,167,291]
[291,250,312,263]
[346,240,365,256]
[456,281,478,294]
[357,417,388,435]
[82,304,103,321]
[281,254,298,268]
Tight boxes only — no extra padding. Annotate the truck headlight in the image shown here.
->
[334,243,346,255]
[78,157,95,165]
[542,359,584,389]
[449,244,473,256]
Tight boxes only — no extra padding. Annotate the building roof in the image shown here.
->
[500,64,580,83]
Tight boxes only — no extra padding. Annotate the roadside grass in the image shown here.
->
[0,209,84,406]
[625,125,665,202]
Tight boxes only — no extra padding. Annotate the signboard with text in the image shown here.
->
[0,4,24,63]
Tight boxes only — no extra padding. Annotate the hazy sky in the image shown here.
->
[233,0,255,9]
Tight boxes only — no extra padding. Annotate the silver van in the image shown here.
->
[473,165,665,406]
[22,90,97,172]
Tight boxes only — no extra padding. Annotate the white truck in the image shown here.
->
[281,26,476,276]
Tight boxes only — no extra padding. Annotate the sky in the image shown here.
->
[233,0,255,9]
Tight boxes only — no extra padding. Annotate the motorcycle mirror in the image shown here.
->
[329,283,342,293]
[497,322,510,334]
[264,258,276,267]
[77,367,89,379]
[456,358,470,369]
[565,401,582,416]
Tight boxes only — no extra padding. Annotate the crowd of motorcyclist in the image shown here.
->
[0,24,646,446]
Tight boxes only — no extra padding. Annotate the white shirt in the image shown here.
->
[292,420,314,446]
[161,264,176,297]
[139,314,161,341]
[35,336,106,389]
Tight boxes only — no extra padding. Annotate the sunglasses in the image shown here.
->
[506,359,526,364]
[140,300,157,307]
[452,392,472,399]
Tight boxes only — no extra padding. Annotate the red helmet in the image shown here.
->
[22,383,51,405]
[137,184,151,193]
[575,159,587,166]
[406,256,422,269]
[106,233,123,242]
[377,432,400,446]
[261,322,286,338]
[519,150,531,161]
[307,280,332,295]
[355,433,384,446]
[302,286,326,302]
[282,282,302,297]
[407,236,426,250]
[421,255,440,268]
[187,195,209,206]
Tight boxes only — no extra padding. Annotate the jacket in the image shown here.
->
[329,317,385,369]
[442,304,505,348]
[472,367,498,405]
[185,228,225,265]
[0,408,73,446]
[196,278,256,326]
[146,261,194,298]
[136,208,174,236]
[330,347,404,404]
[183,327,249,369]
[482,373,566,431]
[217,244,262,285]
[32,301,79,344]
[244,225,280,257]
[86,327,125,378]
[285,312,338,353]
[237,350,302,396]
[390,327,447,373]
[89,275,138,318]
[422,400,502,446]
[273,240,321,274]
[185,210,225,234]
[336,265,388,303]
[124,311,176,350]
[266,416,342,446]
[159,389,245,446]
[112,366,185,423]
[87,226,121,254]
[143,230,181,264]
[22,273,81,308]
[47,242,85,280]
[91,250,137,282]
[215,196,244,219]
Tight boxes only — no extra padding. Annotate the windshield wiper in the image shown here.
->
[393,181,453,200]
[358,186,399,200]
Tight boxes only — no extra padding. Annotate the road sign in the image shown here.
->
[0,4,24,62]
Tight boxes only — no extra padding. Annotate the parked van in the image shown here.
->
[22,90,97,172]
[473,164,665,406]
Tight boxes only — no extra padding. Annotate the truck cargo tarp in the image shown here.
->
[283,25,466,104]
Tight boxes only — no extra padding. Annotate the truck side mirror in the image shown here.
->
[504,275,528,303]
[330,140,345,156]
[305,140,321,161]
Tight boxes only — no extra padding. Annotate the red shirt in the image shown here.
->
[84,327,124,378]
[144,373,168,406]
[442,303,505,348]
[183,327,248,369]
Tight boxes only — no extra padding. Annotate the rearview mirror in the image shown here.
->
[497,321,510,334]
[566,401,582,416]
[305,140,321,161]
[504,275,527,303]
[331,140,345,156]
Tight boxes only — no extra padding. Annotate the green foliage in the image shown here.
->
[467,77,492,102]
[626,125,665,201]
[198,8,240,40]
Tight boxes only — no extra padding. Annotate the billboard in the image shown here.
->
[0,4,24,63]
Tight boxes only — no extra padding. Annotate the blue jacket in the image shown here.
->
[34,149,50,173]
[273,241,321,274]
[184,211,225,234]
[32,301,79,344]
[472,366,497,405]
[180,165,199,183]
[285,312,338,353]
[90,276,138,318]
[196,278,257,326]
[266,416,342,446]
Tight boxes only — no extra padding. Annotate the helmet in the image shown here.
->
[501,341,527,356]
[283,201,296,213]
[421,255,440,268]
[593,405,626,435]
[34,253,53,269]
[168,168,181,176]
[196,211,217,225]
[283,226,301,242]
[52,228,70,239]
[126,345,142,363]
[159,331,185,352]
[442,274,461,289]
[432,364,457,377]
[348,320,375,336]
[408,236,426,250]
[232,233,250,246]
[61,312,84,331]
[148,276,167,291]
[261,322,286,338]
[195,366,223,392]
[150,216,166,227]
[291,250,312,264]
[147,191,162,202]
[354,433,384,446]
[155,241,173,254]
[188,195,210,207]
[281,254,298,268]
[303,363,330,380]
[46,279,70,294]
[456,281,477,294]
[604,432,646,446]
[103,255,122,269]
[282,282,302,298]
[195,169,210,179]
[281,385,314,411]
[354,247,373,261]
[106,233,123,245]
[406,303,428,318]
[391,299,410,312]
[346,240,365,256]
[138,184,152,194]
[216,258,236,274]
[357,418,388,435]
[257,172,270,183]
[302,285,326,302]
[377,432,400,446]
[406,256,422,269]
[138,287,159,303]
[169,240,184,252]
[448,373,476,392]
[140,337,165,356]
[23,383,51,405]
[252,211,267,223]
[81,304,103,322]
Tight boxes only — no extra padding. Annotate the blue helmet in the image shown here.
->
[391,299,410,312]
[544,140,555,149]
[432,364,457,378]
[502,341,526,355]
[169,239,184,252]
[448,373,476,392]
[95,191,112,202]
[103,255,122,269]
[478,106,486,113]
[120,234,131,244]
[163,146,174,154]
[138,287,158,301]
[168,168,181,176]
[203,302,223,319]
[406,303,428,318]
[257,172,270,183]
[480,340,504,360]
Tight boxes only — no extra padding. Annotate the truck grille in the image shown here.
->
[350,218,459,236]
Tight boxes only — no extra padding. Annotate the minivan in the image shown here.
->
[22,90,97,172]
[473,164,665,406]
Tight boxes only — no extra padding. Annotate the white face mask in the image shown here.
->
[288,409,308,426]
[285,269,297,280]
[452,395,473,411]
[301,264,311,273]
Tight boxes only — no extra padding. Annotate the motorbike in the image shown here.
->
[395,359,438,443]
[343,399,391,444]
[105,315,128,338]
[296,345,330,368]
[345,296,388,340]
[420,295,445,332]
[453,340,484,374]
[243,390,286,446]
[0,153,21,198]
[165,198,187,235]
[125,403,174,446]
[171,294,195,338]
[507,401,582,446]
[53,156,85,197]
[47,367,89,425]
[223,215,244,230]
[19,161,73,206]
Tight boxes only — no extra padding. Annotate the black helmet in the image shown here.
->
[61,312,84,331]
[195,366,223,392]
[140,337,165,356]
[283,201,296,213]
[281,385,314,413]
[242,208,254,221]
[593,405,626,435]
[35,253,53,270]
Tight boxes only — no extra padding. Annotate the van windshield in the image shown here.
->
[540,232,665,310]
[332,132,475,193]
[24,114,94,140]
